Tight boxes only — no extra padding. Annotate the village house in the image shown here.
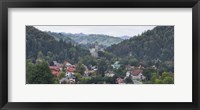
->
[53,61,62,67]
[64,62,76,82]
[111,61,121,69]
[50,61,77,84]
[65,65,76,77]
[131,69,145,80]
[49,66,61,77]
[62,61,76,77]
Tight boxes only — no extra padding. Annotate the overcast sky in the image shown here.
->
[34,26,155,37]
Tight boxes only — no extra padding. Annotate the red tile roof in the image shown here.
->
[49,66,60,76]
[131,69,142,76]
[66,66,76,72]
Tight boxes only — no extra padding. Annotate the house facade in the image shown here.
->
[131,69,145,80]
[49,66,61,76]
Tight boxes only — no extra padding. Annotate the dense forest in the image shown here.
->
[47,32,76,44]
[26,26,174,84]
[107,26,174,62]
[26,26,90,64]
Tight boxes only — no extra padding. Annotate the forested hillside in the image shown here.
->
[107,26,174,62]
[26,26,90,64]
[47,32,75,44]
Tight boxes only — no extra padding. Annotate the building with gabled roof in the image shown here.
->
[131,69,145,80]
[49,66,61,76]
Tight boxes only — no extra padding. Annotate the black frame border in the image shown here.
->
[0,0,200,110]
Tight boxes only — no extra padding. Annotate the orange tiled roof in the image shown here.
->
[132,69,142,76]
[66,67,76,72]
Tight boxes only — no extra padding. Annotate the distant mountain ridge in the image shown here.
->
[119,35,132,40]
[47,32,76,44]
[47,32,124,47]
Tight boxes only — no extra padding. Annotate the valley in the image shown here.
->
[26,26,174,84]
